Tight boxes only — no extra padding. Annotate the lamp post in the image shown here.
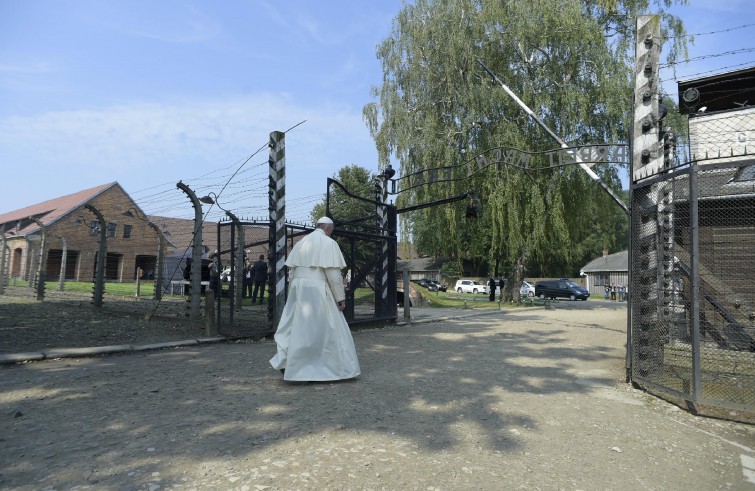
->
[84,203,107,308]
[122,209,166,301]
[200,192,245,313]
[176,181,204,319]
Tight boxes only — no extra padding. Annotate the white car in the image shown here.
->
[455,279,488,294]
[519,281,535,297]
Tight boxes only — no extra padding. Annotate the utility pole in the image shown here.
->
[176,181,204,320]
[85,204,107,307]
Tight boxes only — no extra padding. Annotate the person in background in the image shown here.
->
[251,254,268,304]
[242,259,253,298]
[208,251,221,297]
[488,277,497,302]
[269,217,360,382]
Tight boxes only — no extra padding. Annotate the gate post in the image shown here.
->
[269,131,287,329]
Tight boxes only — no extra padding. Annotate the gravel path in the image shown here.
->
[1,301,754,490]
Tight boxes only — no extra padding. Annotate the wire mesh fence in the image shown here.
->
[630,143,755,421]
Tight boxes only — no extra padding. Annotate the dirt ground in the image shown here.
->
[1,293,754,490]
[0,288,209,355]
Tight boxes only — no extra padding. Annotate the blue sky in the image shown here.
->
[1,0,754,223]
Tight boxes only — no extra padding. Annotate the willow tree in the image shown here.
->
[364,0,687,298]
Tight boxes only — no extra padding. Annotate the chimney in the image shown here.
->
[602,249,608,257]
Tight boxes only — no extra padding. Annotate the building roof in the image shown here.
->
[0,182,117,237]
[148,215,218,254]
[581,250,628,273]
[397,256,447,272]
[678,66,755,115]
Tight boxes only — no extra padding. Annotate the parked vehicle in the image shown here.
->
[535,279,590,301]
[455,279,488,294]
[428,280,447,292]
[519,281,535,297]
[413,278,438,292]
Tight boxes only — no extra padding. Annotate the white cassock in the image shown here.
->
[269,228,361,381]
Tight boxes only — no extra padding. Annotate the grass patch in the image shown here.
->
[43,281,156,297]
[413,289,501,309]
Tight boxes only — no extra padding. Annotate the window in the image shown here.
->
[123,224,132,239]
[107,223,117,238]
[90,221,100,236]
[733,164,755,182]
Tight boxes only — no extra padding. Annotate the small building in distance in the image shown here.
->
[581,250,628,297]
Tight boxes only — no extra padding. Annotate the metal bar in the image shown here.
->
[478,59,629,214]
[689,160,702,402]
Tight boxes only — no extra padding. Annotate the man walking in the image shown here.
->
[242,259,253,298]
[269,217,360,382]
[251,254,268,304]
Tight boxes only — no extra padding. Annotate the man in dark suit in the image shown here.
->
[251,254,268,304]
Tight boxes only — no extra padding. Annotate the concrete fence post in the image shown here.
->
[176,181,204,320]
[56,235,67,292]
[269,130,286,330]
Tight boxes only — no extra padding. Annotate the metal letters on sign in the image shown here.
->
[393,144,628,194]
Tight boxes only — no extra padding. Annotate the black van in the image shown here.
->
[534,279,590,301]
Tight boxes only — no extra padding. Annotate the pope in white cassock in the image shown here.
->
[269,216,361,381]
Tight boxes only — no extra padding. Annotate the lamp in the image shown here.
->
[382,164,396,180]
[199,194,216,205]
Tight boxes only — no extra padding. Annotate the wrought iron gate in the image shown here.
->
[215,219,274,336]
[215,212,398,334]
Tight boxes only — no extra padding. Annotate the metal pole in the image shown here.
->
[689,160,701,402]
[176,181,204,320]
[478,59,629,214]
[225,210,244,312]
[85,204,107,308]
[403,266,411,322]
[56,235,67,292]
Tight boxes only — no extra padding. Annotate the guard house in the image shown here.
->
[675,67,755,351]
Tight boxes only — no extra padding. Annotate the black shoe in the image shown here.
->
[280,369,285,375]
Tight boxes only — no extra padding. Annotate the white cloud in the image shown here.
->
[0,94,379,216]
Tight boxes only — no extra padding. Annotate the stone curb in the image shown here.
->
[0,337,229,365]
[0,309,521,365]
[395,308,505,326]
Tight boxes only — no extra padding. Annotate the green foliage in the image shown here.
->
[441,259,463,282]
[311,164,377,226]
[311,164,381,271]
[364,0,687,277]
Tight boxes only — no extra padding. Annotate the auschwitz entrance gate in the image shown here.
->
[214,205,398,335]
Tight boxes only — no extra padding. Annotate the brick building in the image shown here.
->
[0,183,226,288]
